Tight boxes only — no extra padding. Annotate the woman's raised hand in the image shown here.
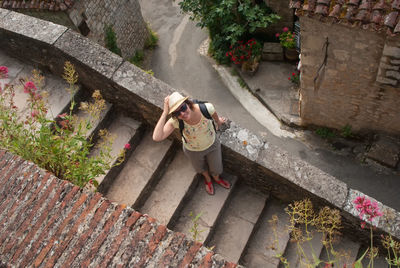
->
[163,96,170,114]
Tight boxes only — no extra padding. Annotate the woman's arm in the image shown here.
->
[153,96,175,141]
[211,110,226,130]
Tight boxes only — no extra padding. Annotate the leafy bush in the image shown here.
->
[129,50,145,67]
[105,25,122,56]
[0,62,128,188]
[276,27,296,49]
[315,127,335,139]
[179,0,280,64]
[145,23,159,49]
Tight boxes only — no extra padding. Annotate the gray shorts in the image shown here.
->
[182,138,223,176]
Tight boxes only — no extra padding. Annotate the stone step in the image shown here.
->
[139,150,198,227]
[207,184,268,264]
[105,131,175,207]
[283,225,324,268]
[92,113,146,187]
[172,173,238,244]
[241,198,291,268]
[318,236,360,267]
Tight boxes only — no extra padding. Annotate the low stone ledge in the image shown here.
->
[55,29,123,79]
[0,10,67,44]
[343,189,400,239]
[0,8,9,18]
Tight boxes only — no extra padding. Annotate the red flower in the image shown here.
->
[283,27,289,32]
[353,195,383,224]
[292,72,296,76]
[24,81,37,94]
[31,110,39,118]
[288,77,291,80]
[124,143,131,150]
[0,66,8,78]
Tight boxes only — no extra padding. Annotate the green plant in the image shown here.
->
[144,69,154,76]
[129,50,145,67]
[0,62,128,188]
[145,23,159,49]
[237,77,247,89]
[268,197,400,268]
[276,27,296,49]
[189,211,205,242]
[226,38,262,65]
[105,25,122,56]
[316,127,336,139]
[289,71,299,85]
[341,124,353,138]
[178,0,280,64]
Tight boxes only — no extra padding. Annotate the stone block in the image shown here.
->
[0,10,67,45]
[55,29,123,79]
[365,136,400,168]
[376,76,397,86]
[386,70,400,80]
[383,45,400,58]
[262,42,283,61]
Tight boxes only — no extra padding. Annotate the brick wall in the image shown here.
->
[299,16,400,135]
[68,0,149,59]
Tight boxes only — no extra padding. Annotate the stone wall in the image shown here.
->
[299,16,400,135]
[264,0,294,38]
[1,9,400,243]
[68,0,149,59]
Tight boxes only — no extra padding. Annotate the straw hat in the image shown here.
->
[168,92,188,114]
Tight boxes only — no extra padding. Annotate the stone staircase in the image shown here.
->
[1,51,390,268]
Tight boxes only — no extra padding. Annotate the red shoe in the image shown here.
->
[214,178,230,189]
[205,180,214,195]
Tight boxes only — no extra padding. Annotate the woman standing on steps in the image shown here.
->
[152,92,230,195]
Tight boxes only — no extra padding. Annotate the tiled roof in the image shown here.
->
[0,150,237,267]
[0,0,74,11]
[289,0,400,35]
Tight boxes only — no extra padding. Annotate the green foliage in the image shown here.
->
[189,211,205,242]
[341,124,353,138]
[144,69,154,76]
[129,50,145,67]
[276,27,296,49]
[237,77,247,88]
[315,127,336,139]
[105,25,122,56]
[145,23,159,49]
[179,0,280,64]
[0,62,128,188]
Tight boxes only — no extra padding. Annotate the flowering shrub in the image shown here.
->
[268,197,400,268]
[0,62,129,188]
[288,71,299,85]
[276,27,296,49]
[226,38,262,65]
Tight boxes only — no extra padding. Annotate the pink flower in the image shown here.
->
[31,110,39,118]
[353,195,383,224]
[124,143,131,150]
[57,113,68,118]
[24,81,37,94]
[0,66,8,78]
[283,27,289,32]
[275,33,280,38]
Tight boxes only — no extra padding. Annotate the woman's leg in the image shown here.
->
[206,139,230,189]
[183,146,214,194]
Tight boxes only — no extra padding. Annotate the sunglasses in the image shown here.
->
[172,103,188,117]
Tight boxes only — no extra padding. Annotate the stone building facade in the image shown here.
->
[68,0,149,59]
[290,0,400,135]
[1,0,149,59]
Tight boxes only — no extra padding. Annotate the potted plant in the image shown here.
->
[276,27,298,61]
[226,38,262,75]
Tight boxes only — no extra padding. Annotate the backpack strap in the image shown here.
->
[178,119,187,143]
